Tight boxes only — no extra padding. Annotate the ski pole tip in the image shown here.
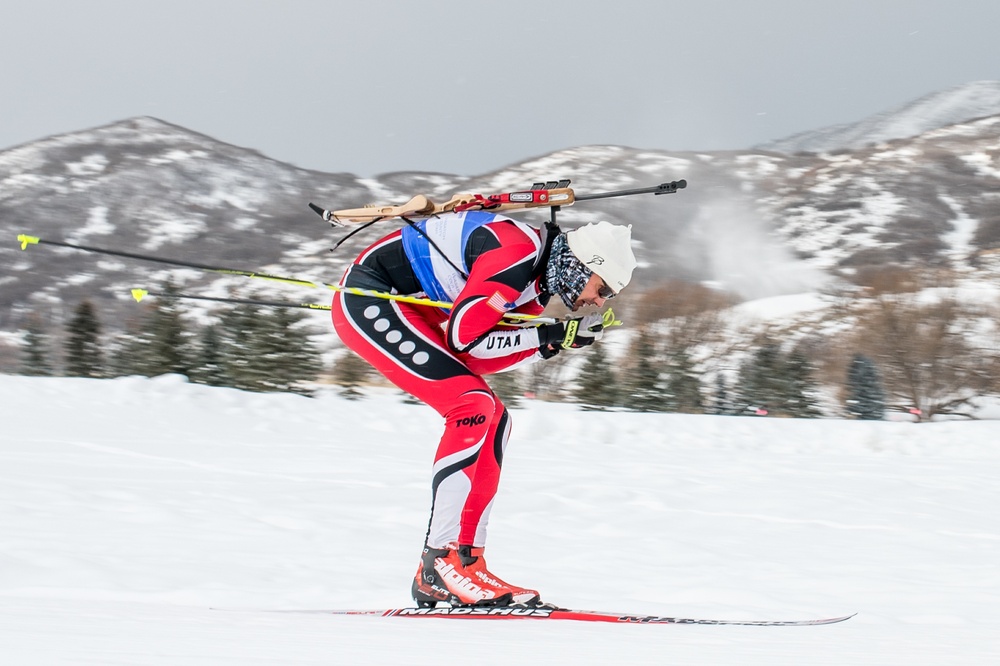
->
[131,288,149,303]
[17,234,39,250]
[602,308,623,328]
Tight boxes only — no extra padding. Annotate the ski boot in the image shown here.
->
[411,544,514,608]
[458,545,541,607]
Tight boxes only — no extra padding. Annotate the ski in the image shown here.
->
[271,607,856,626]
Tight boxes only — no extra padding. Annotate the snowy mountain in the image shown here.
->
[756,80,1000,154]
[2,84,1000,362]
[755,113,1000,273]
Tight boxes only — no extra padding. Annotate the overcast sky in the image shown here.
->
[2,0,998,177]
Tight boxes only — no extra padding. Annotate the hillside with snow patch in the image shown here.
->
[756,80,1000,154]
[1,84,999,371]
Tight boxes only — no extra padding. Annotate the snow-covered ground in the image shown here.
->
[2,374,998,664]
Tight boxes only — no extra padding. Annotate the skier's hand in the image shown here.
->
[538,312,605,353]
[561,312,605,349]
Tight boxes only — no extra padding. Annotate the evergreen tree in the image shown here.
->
[711,374,734,415]
[217,305,321,395]
[146,288,191,377]
[247,307,288,391]
[662,350,703,414]
[845,353,886,420]
[21,315,53,376]
[262,308,322,396]
[783,348,822,418]
[219,303,260,391]
[735,342,782,414]
[575,343,619,411]
[624,327,668,412]
[736,340,822,418]
[108,325,153,377]
[332,348,372,400]
[104,293,189,379]
[104,331,133,377]
[487,368,522,409]
[189,324,228,386]
[64,300,104,378]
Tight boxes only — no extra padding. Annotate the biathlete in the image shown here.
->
[331,211,637,607]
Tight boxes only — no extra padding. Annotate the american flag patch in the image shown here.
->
[486,291,512,313]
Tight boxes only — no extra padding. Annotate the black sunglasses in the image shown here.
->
[598,281,616,299]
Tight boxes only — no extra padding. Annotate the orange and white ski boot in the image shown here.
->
[412,544,525,608]
[457,545,541,607]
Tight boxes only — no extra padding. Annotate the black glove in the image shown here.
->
[538,313,606,356]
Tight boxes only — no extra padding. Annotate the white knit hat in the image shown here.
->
[565,221,637,294]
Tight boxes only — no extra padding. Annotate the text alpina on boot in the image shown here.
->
[411,545,515,608]
[458,545,541,606]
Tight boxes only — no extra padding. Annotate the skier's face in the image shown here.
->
[573,273,614,311]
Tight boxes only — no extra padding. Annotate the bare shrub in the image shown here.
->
[631,279,737,326]
[851,294,998,420]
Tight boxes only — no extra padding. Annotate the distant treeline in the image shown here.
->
[15,272,1000,421]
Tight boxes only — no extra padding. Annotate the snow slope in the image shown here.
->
[758,80,1000,154]
[1,374,999,664]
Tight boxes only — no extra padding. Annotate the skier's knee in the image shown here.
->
[445,390,496,443]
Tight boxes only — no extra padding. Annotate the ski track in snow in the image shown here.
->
[1,374,999,665]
